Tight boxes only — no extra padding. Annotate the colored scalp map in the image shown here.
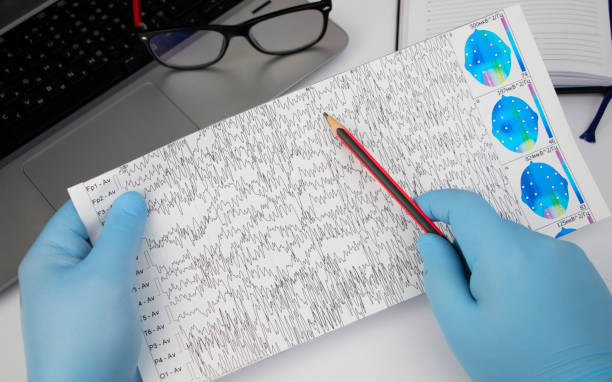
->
[465,29,511,86]
[492,95,539,153]
[68,7,609,382]
[521,162,569,219]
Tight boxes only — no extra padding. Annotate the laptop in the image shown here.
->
[0,0,348,291]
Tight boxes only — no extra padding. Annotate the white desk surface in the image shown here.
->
[1,1,611,381]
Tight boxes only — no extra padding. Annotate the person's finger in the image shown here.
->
[418,234,476,321]
[415,189,504,267]
[84,192,147,279]
[28,201,92,262]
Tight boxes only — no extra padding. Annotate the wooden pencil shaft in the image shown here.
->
[336,128,439,235]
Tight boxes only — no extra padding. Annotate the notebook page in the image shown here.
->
[69,7,609,382]
[403,0,612,85]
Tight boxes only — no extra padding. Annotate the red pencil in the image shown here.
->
[324,112,443,236]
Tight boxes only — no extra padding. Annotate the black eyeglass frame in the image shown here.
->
[137,0,332,70]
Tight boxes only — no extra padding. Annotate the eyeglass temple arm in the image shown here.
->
[132,0,142,27]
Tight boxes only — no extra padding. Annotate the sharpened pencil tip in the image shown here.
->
[324,112,342,136]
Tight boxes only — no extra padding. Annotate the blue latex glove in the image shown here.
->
[416,189,612,381]
[19,192,147,382]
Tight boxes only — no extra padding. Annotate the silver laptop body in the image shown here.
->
[0,0,348,291]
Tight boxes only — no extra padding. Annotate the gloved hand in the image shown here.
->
[416,189,612,381]
[19,192,147,382]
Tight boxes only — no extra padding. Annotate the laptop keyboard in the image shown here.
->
[0,0,243,160]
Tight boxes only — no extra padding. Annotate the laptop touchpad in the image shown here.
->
[23,83,199,209]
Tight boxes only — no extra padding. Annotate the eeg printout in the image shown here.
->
[69,6,609,382]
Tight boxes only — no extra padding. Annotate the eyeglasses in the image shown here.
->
[131,0,332,70]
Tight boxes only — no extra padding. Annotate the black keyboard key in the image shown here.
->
[121,49,149,73]
[168,0,198,18]
[101,24,120,39]
[93,49,111,67]
[121,54,139,71]
[77,25,90,36]
[105,2,119,13]
[86,13,99,27]
[43,24,61,36]
[0,65,23,81]
[17,74,44,92]
[4,47,21,61]
[40,80,68,98]
[91,29,109,46]
[0,107,24,129]
[70,45,88,60]
[181,10,201,26]
[42,39,58,51]
[202,0,224,14]
[99,12,111,24]
[40,59,65,76]
[20,92,46,112]
[110,40,136,56]
[69,1,81,11]
[106,42,122,58]
[82,36,98,49]
[34,10,47,22]
[51,32,63,42]
[22,50,45,67]
[65,66,88,83]
[85,54,108,71]
[73,19,85,30]
[49,12,62,24]
[22,29,42,46]
[115,22,130,36]
[0,86,21,105]
[3,51,14,63]
[16,64,27,76]
[59,49,79,64]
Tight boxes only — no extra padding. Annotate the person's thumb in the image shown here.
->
[418,233,475,323]
[86,192,147,279]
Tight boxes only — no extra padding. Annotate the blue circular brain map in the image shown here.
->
[464,29,512,86]
[492,95,539,153]
[520,162,569,219]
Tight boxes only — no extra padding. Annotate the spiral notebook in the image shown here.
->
[68,6,609,382]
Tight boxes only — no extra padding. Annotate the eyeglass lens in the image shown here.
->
[249,9,325,54]
[147,9,325,68]
[150,30,226,68]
